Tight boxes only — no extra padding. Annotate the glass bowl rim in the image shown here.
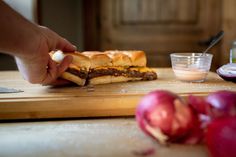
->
[170,53,213,58]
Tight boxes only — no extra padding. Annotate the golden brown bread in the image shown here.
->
[83,50,146,67]
[104,50,132,67]
[88,76,142,85]
[52,50,147,68]
[89,76,112,85]
[61,72,86,86]
[109,50,147,67]
[82,51,112,68]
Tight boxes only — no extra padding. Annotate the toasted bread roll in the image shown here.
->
[111,76,141,83]
[104,50,132,67]
[82,51,112,68]
[122,50,147,67]
[104,50,146,67]
[89,76,111,85]
[61,72,86,86]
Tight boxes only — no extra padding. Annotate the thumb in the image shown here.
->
[57,55,73,75]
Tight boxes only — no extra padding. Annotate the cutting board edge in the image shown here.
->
[0,95,141,120]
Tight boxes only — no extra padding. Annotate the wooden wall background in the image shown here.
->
[84,0,236,70]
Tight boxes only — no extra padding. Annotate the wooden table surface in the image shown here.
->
[0,68,235,156]
[0,118,208,157]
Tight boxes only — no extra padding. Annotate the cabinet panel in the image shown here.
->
[121,0,198,24]
[99,0,222,68]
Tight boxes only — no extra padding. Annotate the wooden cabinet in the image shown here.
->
[84,0,222,69]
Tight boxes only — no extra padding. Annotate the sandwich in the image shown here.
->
[51,50,157,86]
[51,50,90,86]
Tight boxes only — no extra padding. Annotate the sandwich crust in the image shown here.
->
[89,76,143,85]
[122,50,147,67]
[83,50,146,67]
[104,50,132,67]
[61,72,86,86]
[111,76,141,83]
[89,76,111,85]
[66,51,91,70]
[82,51,112,68]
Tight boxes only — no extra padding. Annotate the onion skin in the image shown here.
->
[206,90,236,119]
[136,90,200,144]
[188,95,210,114]
[188,91,236,127]
[136,90,178,141]
[188,95,212,129]
[206,116,236,157]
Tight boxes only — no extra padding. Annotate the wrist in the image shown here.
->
[0,1,42,59]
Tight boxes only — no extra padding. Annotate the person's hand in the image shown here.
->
[0,1,76,85]
[14,26,76,86]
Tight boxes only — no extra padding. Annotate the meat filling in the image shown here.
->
[88,68,157,80]
[66,68,88,79]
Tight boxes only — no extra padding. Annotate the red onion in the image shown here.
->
[188,95,210,114]
[206,90,236,119]
[136,90,201,144]
[206,116,236,157]
[188,91,236,125]
[188,91,236,156]
[217,63,236,83]
[188,95,212,128]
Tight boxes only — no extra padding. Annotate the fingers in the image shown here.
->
[41,58,57,85]
[39,26,77,52]
[42,55,72,86]
[57,55,73,76]
[53,32,76,52]
[47,57,58,79]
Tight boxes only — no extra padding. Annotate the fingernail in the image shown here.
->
[73,45,77,50]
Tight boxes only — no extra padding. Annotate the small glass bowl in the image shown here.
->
[170,53,213,82]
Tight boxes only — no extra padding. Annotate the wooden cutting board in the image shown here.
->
[0,68,236,120]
